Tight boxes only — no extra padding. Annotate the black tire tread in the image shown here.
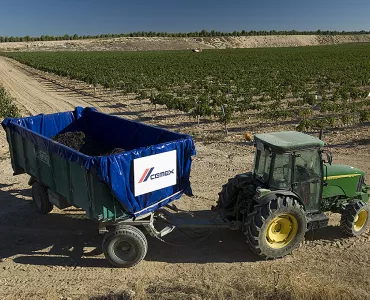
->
[31,182,53,214]
[340,201,370,236]
[217,174,252,210]
[217,177,240,209]
[246,196,306,259]
[102,225,148,268]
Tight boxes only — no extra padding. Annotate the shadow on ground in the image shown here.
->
[0,182,354,269]
[0,183,260,268]
[330,137,370,148]
[305,225,346,242]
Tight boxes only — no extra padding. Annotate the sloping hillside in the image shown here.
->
[0,34,370,51]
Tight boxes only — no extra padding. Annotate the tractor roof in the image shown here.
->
[254,131,324,152]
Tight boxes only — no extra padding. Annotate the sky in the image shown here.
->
[0,0,369,37]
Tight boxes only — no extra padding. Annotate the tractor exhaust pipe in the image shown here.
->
[319,128,323,140]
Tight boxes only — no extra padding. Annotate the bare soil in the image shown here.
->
[0,57,370,300]
[0,34,370,52]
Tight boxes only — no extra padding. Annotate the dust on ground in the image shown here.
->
[0,57,369,300]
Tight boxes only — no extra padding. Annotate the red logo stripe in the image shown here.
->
[138,168,150,183]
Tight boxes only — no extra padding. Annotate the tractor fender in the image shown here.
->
[257,190,305,208]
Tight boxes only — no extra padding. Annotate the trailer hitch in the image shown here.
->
[142,213,176,238]
[99,212,176,238]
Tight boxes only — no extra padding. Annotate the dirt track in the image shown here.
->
[0,57,370,299]
[0,57,94,115]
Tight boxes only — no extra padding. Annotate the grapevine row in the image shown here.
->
[2,44,370,131]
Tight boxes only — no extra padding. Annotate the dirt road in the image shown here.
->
[0,57,95,115]
[0,57,370,300]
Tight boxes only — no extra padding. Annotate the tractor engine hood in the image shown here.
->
[325,164,365,180]
[323,164,365,199]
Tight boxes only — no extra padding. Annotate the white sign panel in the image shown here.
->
[134,150,177,197]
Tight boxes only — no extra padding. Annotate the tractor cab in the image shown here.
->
[253,131,325,212]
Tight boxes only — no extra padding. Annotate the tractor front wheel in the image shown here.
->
[246,196,307,259]
[341,201,370,236]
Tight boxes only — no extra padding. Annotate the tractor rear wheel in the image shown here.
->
[246,196,306,259]
[340,201,370,236]
[215,174,252,211]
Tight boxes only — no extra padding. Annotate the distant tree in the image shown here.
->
[73,34,79,40]
[200,29,208,36]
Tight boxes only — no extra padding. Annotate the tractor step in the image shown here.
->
[307,213,329,231]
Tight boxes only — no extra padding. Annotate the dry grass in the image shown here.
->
[90,270,368,300]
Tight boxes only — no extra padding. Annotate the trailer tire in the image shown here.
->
[102,225,148,268]
[246,195,306,259]
[31,182,53,214]
[341,201,370,236]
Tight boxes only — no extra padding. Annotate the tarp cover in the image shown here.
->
[2,107,196,217]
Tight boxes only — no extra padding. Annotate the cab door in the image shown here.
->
[292,149,323,212]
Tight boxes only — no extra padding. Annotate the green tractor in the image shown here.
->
[215,131,370,258]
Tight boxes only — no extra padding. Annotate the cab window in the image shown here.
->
[294,150,321,182]
[270,153,292,189]
[254,147,272,183]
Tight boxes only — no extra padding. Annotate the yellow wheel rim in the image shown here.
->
[266,214,298,249]
[354,210,368,232]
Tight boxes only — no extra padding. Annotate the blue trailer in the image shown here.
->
[2,107,199,267]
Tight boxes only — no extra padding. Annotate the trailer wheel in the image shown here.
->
[246,195,306,259]
[31,182,53,214]
[341,201,370,236]
[102,225,148,268]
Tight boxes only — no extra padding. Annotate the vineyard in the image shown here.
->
[0,86,20,119]
[2,44,370,132]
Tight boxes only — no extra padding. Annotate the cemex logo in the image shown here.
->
[134,150,177,196]
[138,167,174,183]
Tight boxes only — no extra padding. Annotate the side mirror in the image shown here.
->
[324,151,333,165]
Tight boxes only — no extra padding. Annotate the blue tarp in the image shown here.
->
[2,107,196,217]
